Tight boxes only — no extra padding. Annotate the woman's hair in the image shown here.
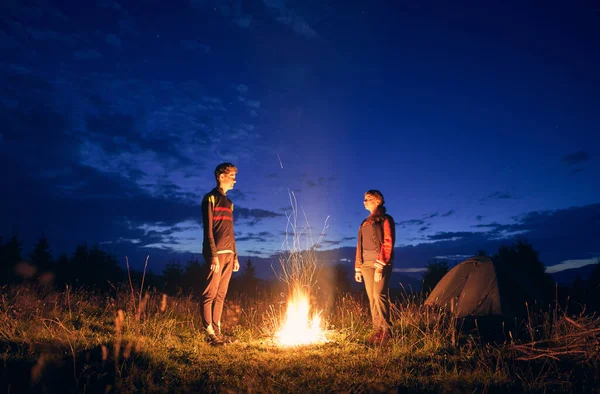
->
[365,189,386,215]
[365,190,385,205]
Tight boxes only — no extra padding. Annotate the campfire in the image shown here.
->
[275,286,327,346]
[275,192,329,346]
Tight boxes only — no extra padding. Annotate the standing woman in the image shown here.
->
[355,190,395,342]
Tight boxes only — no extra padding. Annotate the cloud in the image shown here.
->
[237,231,275,243]
[100,0,125,12]
[234,15,253,28]
[561,150,590,166]
[426,231,480,241]
[118,18,138,36]
[480,191,513,202]
[488,191,512,199]
[0,63,276,265]
[234,207,284,225]
[0,148,204,262]
[54,72,266,198]
[303,175,334,189]
[26,27,59,41]
[245,99,260,109]
[319,203,600,272]
[570,168,584,175]
[545,259,599,274]
[433,254,475,262]
[441,210,455,217]
[305,179,317,188]
[188,0,317,37]
[318,240,343,247]
[262,0,319,39]
[290,20,317,39]
[106,33,122,47]
[245,249,269,256]
[189,0,253,29]
[396,219,426,227]
[2,1,67,24]
[471,222,515,231]
[74,49,102,60]
[189,0,206,9]
[181,40,210,53]
[236,84,248,93]
[393,267,427,273]
[0,30,20,49]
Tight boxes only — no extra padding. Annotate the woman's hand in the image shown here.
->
[374,268,383,283]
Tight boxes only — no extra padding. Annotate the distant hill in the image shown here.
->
[390,271,422,292]
[550,263,599,286]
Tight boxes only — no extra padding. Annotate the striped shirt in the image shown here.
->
[202,188,237,259]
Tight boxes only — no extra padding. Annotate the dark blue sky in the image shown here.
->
[1,0,599,276]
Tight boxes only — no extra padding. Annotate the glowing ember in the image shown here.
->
[275,288,326,346]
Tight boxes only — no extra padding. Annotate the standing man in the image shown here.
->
[201,162,240,344]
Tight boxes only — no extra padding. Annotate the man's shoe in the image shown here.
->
[207,334,225,346]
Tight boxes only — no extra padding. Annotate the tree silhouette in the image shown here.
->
[240,257,259,296]
[54,252,70,288]
[90,244,122,290]
[28,235,55,287]
[162,261,184,295]
[0,236,5,284]
[68,243,90,286]
[30,235,53,273]
[182,257,205,295]
[65,243,122,290]
[4,234,22,265]
[1,234,22,284]
[589,259,600,289]
[587,260,600,313]
[493,240,551,285]
[332,263,353,294]
[421,260,449,293]
[492,240,553,315]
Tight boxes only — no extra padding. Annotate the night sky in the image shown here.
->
[1,0,599,277]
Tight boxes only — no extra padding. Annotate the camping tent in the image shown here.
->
[424,256,506,318]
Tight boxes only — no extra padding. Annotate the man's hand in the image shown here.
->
[355,271,362,283]
[233,259,240,272]
[211,257,220,273]
[374,268,383,283]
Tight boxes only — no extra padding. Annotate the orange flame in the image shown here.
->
[276,287,327,346]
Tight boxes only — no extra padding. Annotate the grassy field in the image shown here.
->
[1,283,599,393]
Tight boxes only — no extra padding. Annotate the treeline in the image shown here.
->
[0,234,263,297]
[2,234,599,313]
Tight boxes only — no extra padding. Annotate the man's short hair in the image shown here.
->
[214,162,237,182]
